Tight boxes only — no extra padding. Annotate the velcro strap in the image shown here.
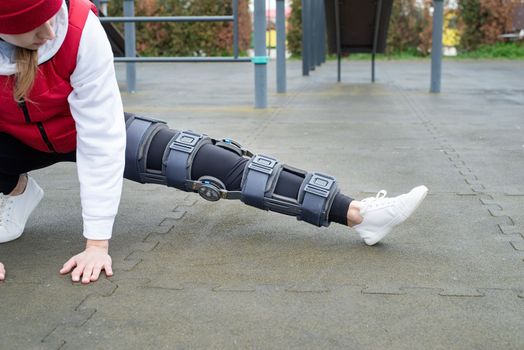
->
[165,131,210,191]
[241,154,280,209]
[300,172,338,227]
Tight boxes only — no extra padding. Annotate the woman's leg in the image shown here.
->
[0,133,75,243]
[0,133,75,194]
[123,114,428,245]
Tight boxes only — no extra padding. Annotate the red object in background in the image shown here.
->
[266,7,291,21]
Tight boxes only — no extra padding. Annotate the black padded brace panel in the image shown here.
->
[124,115,167,184]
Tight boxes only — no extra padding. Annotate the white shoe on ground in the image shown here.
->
[353,185,428,246]
[0,177,44,243]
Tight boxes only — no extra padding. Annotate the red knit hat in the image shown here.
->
[0,0,63,35]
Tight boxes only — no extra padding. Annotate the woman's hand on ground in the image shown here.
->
[60,239,113,284]
[0,262,5,280]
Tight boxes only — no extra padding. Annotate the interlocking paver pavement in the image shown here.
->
[0,60,523,349]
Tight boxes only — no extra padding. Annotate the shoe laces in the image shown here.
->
[360,190,391,213]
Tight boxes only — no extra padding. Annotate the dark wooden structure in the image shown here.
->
[324,0,393,81]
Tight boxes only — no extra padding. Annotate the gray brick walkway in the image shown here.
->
[0,59,523,349]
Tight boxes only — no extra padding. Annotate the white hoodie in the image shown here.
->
[0,1,126,240]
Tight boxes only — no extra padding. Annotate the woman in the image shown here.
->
[0,0,428,284]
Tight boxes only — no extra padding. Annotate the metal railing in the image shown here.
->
[92,0,269,108]
[93,0,445,107]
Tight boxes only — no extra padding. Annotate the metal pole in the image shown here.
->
[334,0,341,82]
[308,0,315,71]
[254,0,267,108]
[311,1,317,68]
[233,0,239,58]
[302,0,309,76]
[430,0,444,93]
[267,0,271,57]
[100,16,236,23]
[313,1,319,67]
[276,0,287,93]
[315,0,322,67]
[100,0,109,16]
[371,0,383,82]
[320,0,327,64]
[124,0,136,93]
[114,57,251,63]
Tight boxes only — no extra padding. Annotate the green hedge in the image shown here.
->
[107,0,251,57]
[458,0,514,51]
[287,0,302,56]
[455,42,524,59]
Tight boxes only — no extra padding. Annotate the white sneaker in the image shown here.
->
[0,177,44,243]
[353,185,428,246]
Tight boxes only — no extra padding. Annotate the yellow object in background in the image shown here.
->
[443,10,460,47]
[266,29,277,48]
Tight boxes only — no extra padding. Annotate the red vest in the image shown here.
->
[0,0,97,153]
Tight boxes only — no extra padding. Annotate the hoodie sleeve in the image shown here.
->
[68,11,126,240]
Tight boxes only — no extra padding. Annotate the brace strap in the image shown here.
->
[298,172,339,227]
[241,154,282,210]
[165,131,212,191]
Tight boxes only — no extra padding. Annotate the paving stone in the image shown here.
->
[438,288,485,297]
[510,242,524,251]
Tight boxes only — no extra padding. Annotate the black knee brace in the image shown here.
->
[124,114,340,227]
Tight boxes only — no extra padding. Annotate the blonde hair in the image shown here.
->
[13,47,39,102]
